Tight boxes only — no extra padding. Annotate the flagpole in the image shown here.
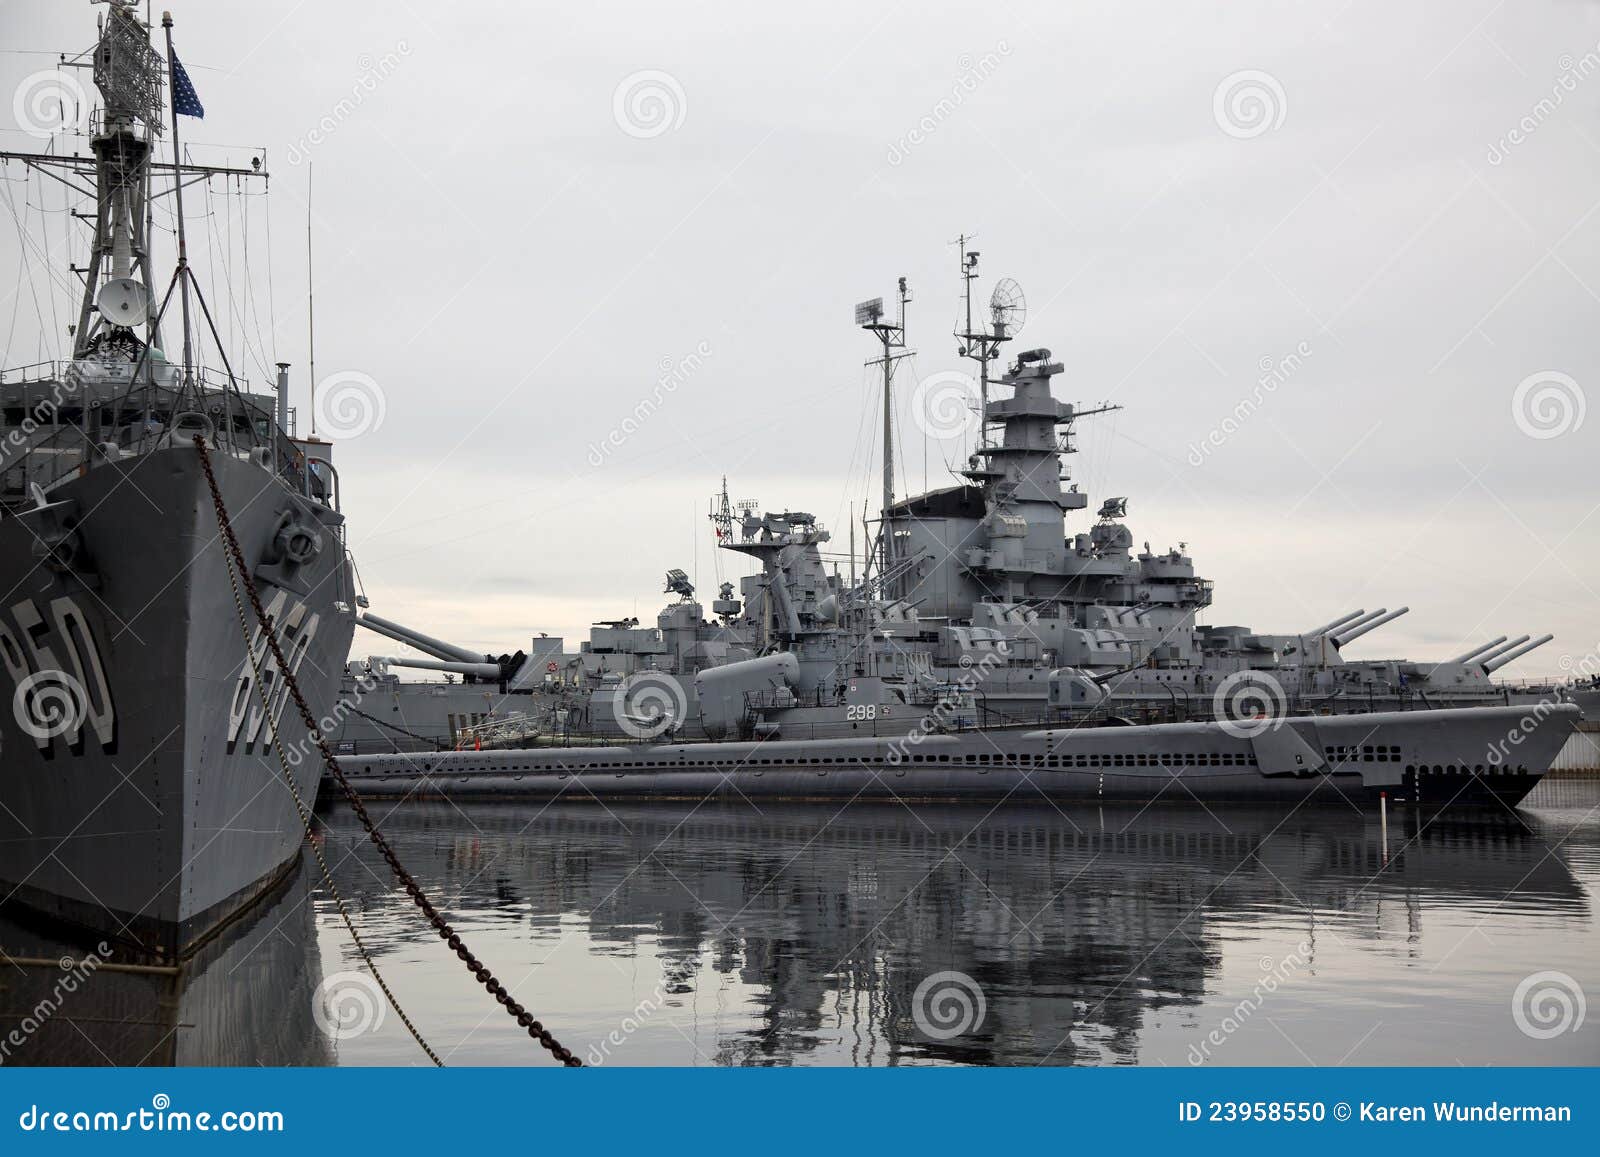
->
[160,11,194,392]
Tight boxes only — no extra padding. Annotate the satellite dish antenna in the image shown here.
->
[96,277,148,328]
[990,277,1026,338]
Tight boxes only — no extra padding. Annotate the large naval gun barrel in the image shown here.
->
[358,612,486,665]
[1473,634,1531,668]
[1330,606,1409,647]
[372,655,505,680]
[1449,635,1510,665]
[1322,607,1387,644]
[1305,609,1367,638]
[1482,634,1554,673]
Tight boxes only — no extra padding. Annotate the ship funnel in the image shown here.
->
[1448,636,1509,665]
[1473,634,1531,667]
[1305,609,1366,638]
[1016,348,1052,364]
[358,613,486,665]
[1482,634,1554,673]
[1330,606,1408,647]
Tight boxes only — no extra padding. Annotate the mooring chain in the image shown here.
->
[194,436,581,1066]
[347,704,450,751]
[208,473,444,1066]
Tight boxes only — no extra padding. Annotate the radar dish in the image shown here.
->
[96,278,148,328]
[990,277,1026,338]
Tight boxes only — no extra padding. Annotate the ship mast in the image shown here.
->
[953,236,1009,449]
[159,11,194,389]
[856,278,912,582]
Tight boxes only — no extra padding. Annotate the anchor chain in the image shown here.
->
[195,435,580,1066]
[346,704,450,751]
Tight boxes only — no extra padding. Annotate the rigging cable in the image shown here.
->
[194,435,581,1066]
[210,507,443,1066]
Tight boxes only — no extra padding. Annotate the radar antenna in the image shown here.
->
[858,277,913,585]
[953,235,1020,449]
[990,277,1027,337]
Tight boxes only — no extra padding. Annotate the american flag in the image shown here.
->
[170,50,204,119]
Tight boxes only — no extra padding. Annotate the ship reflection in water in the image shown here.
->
[319,780,1600,1067]
[2,782,1596,1066]
[0,862,331,1066]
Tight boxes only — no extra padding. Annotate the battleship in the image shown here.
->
[330,252,1580,806]
[331,247,1588,772]
[0,4,354,958]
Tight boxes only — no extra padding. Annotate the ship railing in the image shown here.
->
[1,395,330,513]
[0,360,71,386]
[455,712,546,749]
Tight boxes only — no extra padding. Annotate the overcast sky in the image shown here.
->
[3,0,1598,678]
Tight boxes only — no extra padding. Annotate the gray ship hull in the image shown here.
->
[0,446,353,958]
[334,702,1580,810]
[0,852,331,1066]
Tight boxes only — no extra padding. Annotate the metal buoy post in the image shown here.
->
[1380,791,1389,862]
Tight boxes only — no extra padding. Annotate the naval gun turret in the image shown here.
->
[357,612,528,688]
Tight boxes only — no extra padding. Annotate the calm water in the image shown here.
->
[3,782,1596,1066]
[307,780,1600,1067]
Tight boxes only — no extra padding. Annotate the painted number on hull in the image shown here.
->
[227,589,321,753]
[846,704,877,721]
[0,596,117,753]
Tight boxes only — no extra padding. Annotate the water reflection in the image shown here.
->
[0,860,330,1066]
[2,783,1592,1066]
[316,781,1599,1067]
